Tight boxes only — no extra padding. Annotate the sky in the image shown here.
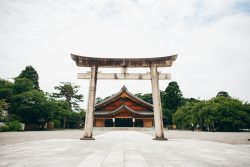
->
[0,0,250,108]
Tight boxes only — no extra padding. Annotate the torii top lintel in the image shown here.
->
[71,54,177,67]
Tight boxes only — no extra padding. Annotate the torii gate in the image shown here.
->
[71,54,177,140]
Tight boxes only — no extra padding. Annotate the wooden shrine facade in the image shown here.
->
[94,86,154,128]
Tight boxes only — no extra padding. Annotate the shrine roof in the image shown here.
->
[71,54,177,67]
[95,86,153,110]
[94,105,153,116]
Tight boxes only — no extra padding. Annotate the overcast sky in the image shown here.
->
[0,0,250,108]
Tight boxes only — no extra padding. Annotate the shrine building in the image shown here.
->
[94,86,154,128]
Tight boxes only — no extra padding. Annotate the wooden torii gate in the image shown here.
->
[71,54,177,140]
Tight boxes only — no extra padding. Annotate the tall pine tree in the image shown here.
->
[162,81,184,124]
[17,66,39,89]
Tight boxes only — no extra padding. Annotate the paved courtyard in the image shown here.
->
[0,131,250,167]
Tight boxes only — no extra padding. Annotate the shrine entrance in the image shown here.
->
[101,118,143,127]
[104,119,113,127]
[71,54,177,140]
[115,118,133,127]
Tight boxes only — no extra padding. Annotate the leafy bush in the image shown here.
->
[0,125,9,132]
[173,97,250,131]
[0,121,22,132]
[53,119,62,128]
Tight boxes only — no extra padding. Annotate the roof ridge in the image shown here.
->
[95,86,153,109]
[94,104,153,116]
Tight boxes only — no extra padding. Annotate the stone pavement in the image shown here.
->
[0,131,250,167]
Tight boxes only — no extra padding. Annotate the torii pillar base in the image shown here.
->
[80,137,95,140]
[153,137,168,141]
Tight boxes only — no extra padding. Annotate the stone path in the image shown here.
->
[0,131,250,167]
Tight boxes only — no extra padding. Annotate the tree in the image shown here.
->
[183,98,200,104]
[96,96,111,104]
[17,66,39,89]
[216,91,230,98]
[12,78,33,94]
[53,82,83,112]
[162,81,184,125]
[0,100,8,121]
[11,90,53,128]
[163,81,184,111]
[135,93,152,104]
[0,78,13,102]
[173,96,250,131]
[173,101,205,129]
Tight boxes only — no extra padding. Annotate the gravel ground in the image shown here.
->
[143,130,250,144]
[0,129,107,146]
[0,129,249,146]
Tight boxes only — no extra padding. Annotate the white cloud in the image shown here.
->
[0,0,250,107]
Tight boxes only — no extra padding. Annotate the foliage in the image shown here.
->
[0,100,8,121]
[0,78,13,102]
[66,111,82,128]
[53,119,62,128]
[17,66,39,89]
[173,96,250,131]
[135,93,152,104]
[10,69,61,129]
[11,90,53,126]
[162,81,184,111]
[96,96,111,104]
[216,91,230,97]
[0,67,85,130]
[161,81,184,125]
[53,82,83,112]
[0,120,22,132]
[183,98,201,104]
[12,78,33,94]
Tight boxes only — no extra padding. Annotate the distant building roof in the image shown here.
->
[94,86,153,117]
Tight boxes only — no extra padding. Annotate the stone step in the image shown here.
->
[93,127,154,131]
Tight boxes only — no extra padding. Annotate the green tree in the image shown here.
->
[11,90,53,128]
[48,99,72,128]
[12,78,33,94]
[96,97,103,104]
[0,100,8,121]
[163,81,184,111]
[173,96,250,131]
[17,66,39,89]
[53,82,84,129]
[184,98,200,104]
[216,91,230,98]
[162,81,184,125]
[0,78,13,102]
[135,93,152,104]
[53,82,83,112]
[95,96,111,104]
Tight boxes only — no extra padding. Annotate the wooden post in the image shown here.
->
[81,65,98,140]
[150,64,167,140]
[113,118,115,127]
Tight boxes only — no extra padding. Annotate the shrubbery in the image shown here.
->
[0,121,22,132]
[53,119,62,129]
[173,96,250,131]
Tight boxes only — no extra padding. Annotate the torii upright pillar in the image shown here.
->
[151,64,166,140]
[81,65,98,140]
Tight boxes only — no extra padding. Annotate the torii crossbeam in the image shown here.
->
[71,54,177,140]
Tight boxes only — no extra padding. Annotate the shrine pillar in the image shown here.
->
[150,64,167,140]
[81,65,98,140]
